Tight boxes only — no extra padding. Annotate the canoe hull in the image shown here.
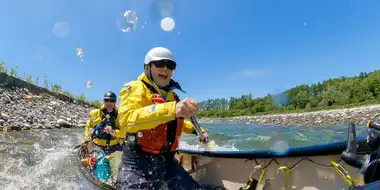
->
[174,136,376,190]
[76,144,117,190]
[176,153,364,190]
[77,137,375,190]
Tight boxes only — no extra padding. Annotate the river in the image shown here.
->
[0,123,368,190]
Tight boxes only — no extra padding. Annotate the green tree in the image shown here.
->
[51,84,62,93]
[0,62,6,73]
[196,69,380,118]
[35,77,39,86]
[44,73,48,89]
[25,75,32,83]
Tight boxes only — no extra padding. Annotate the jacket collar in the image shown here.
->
[100,104,118,112]
[137,72,186,94]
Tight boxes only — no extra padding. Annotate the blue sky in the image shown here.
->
[1,0,380,103]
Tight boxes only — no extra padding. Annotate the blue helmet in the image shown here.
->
[103,91,116,102]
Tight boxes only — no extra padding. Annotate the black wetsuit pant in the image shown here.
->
[116,144,202,190]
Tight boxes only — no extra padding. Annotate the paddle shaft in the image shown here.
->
[189,116,206,141]
[73,132,107,150]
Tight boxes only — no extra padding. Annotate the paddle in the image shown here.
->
[73,131,105,150]
[189,116,206,142]
[189,116,217,150]
[74,117,113,150]
[73,138,91,150]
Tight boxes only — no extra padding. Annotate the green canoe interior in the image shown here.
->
[77,138,372,190]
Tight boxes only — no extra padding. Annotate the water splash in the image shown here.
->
[179,141,239,151]
[0,130,85,189]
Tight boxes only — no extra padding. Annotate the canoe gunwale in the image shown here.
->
[178,137,372,159]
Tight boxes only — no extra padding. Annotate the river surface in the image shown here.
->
[0,123,368,190]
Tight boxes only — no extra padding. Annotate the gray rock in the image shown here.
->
[56,119,68,126]
[9,123,22,131]
[0,82,96,131]
[1,113,10,120]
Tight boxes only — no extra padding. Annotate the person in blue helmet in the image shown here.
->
[83,91,125,155]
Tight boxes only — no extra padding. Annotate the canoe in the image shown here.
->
[176,137,375,190]
[76,129,380,190]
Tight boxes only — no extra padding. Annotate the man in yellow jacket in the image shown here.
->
[84,91,125,155]
[116,47,209,189]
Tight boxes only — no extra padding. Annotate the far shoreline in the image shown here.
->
[198,104,380,126]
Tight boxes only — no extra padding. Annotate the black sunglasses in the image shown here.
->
[104,99,115,103]
[151,60,176,70]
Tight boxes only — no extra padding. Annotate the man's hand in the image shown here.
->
[80,137,91,144]
[103,125,114,135]
[175,98,199,119]
[198,132,209,144]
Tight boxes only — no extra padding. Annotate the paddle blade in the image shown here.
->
[347,122,357,154]
[341,122,365,169]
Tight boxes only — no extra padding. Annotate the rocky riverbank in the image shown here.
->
[0,73,95,132]
[198,104,380,126]
[2,72,380,131]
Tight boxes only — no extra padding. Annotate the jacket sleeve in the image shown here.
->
[183,119,206,135]
[112,115,126,138]
[84,110,95,139]
[118,81,177,133]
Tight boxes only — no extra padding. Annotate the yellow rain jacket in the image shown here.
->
[118,72,204,137]
[84,105,124,146]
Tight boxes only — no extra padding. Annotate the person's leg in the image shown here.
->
[116,146,163,190]
[101,144,121,155]
[116,164,161,190]
[164,158,203,190]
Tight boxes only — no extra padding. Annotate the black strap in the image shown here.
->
[141,80,180,102]
[142,80,159,94]
[160,120,177,153]
[140,80,181,153]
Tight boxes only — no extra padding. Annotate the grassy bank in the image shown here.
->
[197,100,379,118]
[0,61,102,107]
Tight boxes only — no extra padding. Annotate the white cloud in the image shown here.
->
[239,69,265,77]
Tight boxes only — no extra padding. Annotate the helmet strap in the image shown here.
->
[144,65,167,99]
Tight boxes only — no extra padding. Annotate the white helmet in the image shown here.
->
[144,47,176,65]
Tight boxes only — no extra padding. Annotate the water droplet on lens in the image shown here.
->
[86,81,93,88]
[119,10,138,32]
[53,22,70,38]
[272,140,289,153]
[160,17,175,32]
[76,48,84,63]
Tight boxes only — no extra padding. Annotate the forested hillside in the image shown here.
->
[197,70,380,118]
